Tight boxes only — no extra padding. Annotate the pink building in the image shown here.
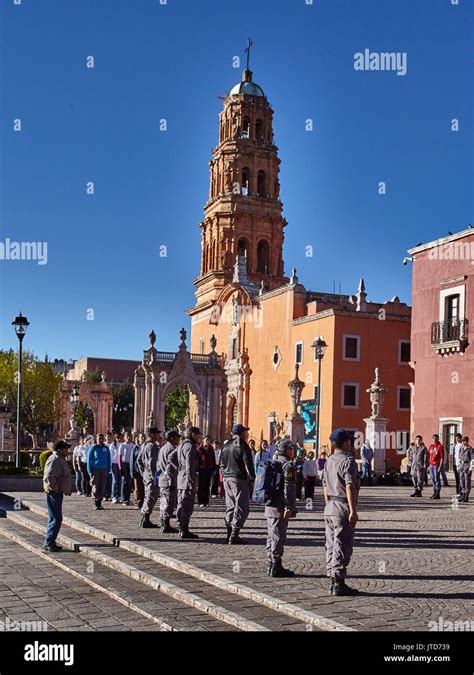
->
[408,227,474,448]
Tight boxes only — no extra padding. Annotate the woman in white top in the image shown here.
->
[118,431,135,505]
[303,451,318,500]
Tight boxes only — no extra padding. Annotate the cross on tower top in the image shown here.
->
[245,38,253,72]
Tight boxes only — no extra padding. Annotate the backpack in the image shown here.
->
[252,460,284,505]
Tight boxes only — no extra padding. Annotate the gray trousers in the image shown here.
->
[459,470,471,497]
[223,477,249,530]
[325,514,355,579]
[141,480,159,515]
[266,515,288,563]
[90,468,108,502]
[412,467,426,491]
[176,487,195,528]
[160,486,177,518]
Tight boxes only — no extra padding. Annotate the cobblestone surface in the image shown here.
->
[1,479,472,632]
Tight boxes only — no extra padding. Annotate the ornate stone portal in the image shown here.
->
[133,329,227,439]
[59,378,113,438]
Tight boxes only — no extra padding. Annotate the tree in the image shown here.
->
[75,402,94,434]
[82,369,103,384]
[112,379,134,432]
[0,350,62,449]
[165,385,189,430]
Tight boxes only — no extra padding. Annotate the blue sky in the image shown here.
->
[0,0,472,360]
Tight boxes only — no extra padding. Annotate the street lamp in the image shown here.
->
[12,312,29,470]
[311,336,327,455]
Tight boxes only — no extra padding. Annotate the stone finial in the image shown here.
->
[210,334,217,352]
[101,371,107,383]
[366,367,388,419]
[259,281,264,296]
[356,277,367,312]
[180,327,187,346]
[289,268,298,285]
[149,330,156,347]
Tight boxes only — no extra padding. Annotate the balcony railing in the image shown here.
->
[431,318,469,353]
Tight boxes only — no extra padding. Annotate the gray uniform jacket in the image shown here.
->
[43,452,72,495]
[158,441,179,488]
[412,444,429,469]
[265,456,297,517]
[140,440,160,482]
[458,445,472,471]
[177,439,198,491]
[323,450,359,517]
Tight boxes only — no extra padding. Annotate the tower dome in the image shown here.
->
[229,69,265,98]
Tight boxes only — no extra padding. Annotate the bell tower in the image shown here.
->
[190,43,288,315]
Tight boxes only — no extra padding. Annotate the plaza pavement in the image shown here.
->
[0,479,472,632]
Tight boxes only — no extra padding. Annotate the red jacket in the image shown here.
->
[198,445,216,471]
[428,443,444,468]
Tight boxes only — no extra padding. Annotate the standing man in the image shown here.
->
[265,439,297,577]
[177,426,202,539]
[158,430,180,533]
[457,436,472,503]
[197,436,216,507]
[139,427,162,528]
[104,432,114,501]
[428,434,445,499]
[360,440,374,486]
[110,432,123,504]
[78,435,92,497]
[452,432,463,497]
[323,428,359,596]
[87,433,111,511]
[132,432,146,509]
[72,437,84,495]
[118,431,135,505]
[410,435,429,497]
[220,424,256,545]
[43,440,72,552]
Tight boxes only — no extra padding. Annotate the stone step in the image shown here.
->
[0,517,240,632]
[0,493,350,631]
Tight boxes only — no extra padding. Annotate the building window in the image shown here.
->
[446,294,460,325]
[237,239,249,268]
[257,170,267,197]
[295,341,303,365]
[199,338,205,355]
[397,386,411,411]
[343,335,360,361]
[257,239,270,274]
[439,284,465,322]
[398,340,411,364]
[241,167,251,196]
[231,338,238,360]
[256,119,264,140]
[342,383,359,409]
[396,431,410,454]
[242,117,251,139]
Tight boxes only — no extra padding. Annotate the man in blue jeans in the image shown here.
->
[42,440,73,552]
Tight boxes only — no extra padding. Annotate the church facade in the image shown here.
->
[186,62,413,464]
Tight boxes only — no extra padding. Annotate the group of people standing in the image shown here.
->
[407,433,472,502]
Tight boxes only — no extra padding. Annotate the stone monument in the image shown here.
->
[284,364,306,446]
[363,367,389,476]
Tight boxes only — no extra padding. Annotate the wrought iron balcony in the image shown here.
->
[431,319,469,354]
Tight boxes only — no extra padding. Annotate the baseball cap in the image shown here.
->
[329,428,351,446]
[165,430,180,441]
[54,440,71,452]
[146,426,161,435]
[232,424,249,435]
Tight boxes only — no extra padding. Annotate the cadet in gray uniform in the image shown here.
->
[139,426,162,528]
[410,435,429,497]
[265,439,297,578]
[176,426,202,539]
[220,424,256,545]
[323,428,360,596]
[457,436,472,503]
[158,430,180,533]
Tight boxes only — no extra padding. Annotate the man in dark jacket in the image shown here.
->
[43,440,72,552]
[139,427,162,528]
[176,426,202,539]
[220,424,256,545]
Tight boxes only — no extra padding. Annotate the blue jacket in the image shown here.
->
[87,444,111,475]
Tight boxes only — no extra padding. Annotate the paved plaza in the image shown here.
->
[0,479,472,633]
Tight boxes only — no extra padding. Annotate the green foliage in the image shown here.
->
[82,369,103,384]
[0,350,62,445]
[75,402,94,433]
[165,385,189,430]
[39,449,53,472]
[112,379,134,432]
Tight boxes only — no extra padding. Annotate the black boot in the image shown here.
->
[410,490,418,497]
[225,525,232,544]
[433,490,441,500]
[429,492,436,499]
[270,560,295,578]
[94,499,100,510]
[229,529,247,545]
[178,526,199,539]
[415,490,423,497]
[332,576,359,596]
[140,513,158,528]
[161,518,178,533]
[267,562,273,576]
[329,577,336,595]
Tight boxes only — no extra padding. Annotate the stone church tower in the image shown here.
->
[190,58,287,316]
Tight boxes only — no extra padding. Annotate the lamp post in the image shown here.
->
[12,312,30,470]
[311,336,327,455]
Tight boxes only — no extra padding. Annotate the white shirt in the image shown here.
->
[255,449,272,463]
[303,458,317,477]
[454,442,463,468]
[73,445,82,465]
[118,442,135,464]
[109,441,121,464]
[214,449,221,465]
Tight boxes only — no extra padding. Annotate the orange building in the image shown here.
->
[188,61,412,467]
